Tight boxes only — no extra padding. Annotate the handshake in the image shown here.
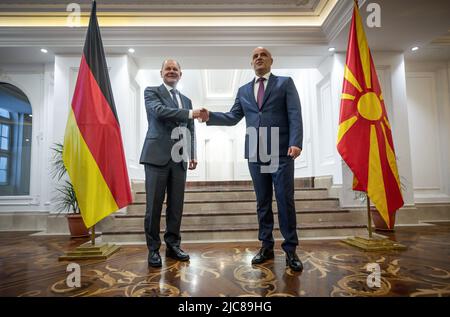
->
[192,108,209,122]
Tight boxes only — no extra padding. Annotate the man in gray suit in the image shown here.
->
[140,59,208,267]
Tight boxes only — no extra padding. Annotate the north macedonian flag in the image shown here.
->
[63,1,132,228]
[337,2,404,229]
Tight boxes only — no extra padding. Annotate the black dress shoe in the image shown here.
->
[148,250,162,267]
[251,247,274,264]
[285,251,303,272]
[166,246,190,261]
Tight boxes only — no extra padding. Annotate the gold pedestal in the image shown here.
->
[343,234,407,251]
[59,242,120,261]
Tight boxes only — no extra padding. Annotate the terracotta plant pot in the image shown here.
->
[370,208,396,232]
[67,214,90,238]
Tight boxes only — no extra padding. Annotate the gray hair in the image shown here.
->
[161,59,181,71]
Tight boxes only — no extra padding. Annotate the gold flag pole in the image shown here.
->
[343,192,406,251]
[59,222,120,261]
[367,195,372,239]
[91,224,96,246]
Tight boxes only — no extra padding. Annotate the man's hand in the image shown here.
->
[188,159,198,170]
[287,146,302,159]
[193,108,209,122]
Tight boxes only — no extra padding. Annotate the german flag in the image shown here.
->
[63,1,132,228]
[337,2,404,229]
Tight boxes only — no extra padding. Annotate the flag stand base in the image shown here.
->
[59,225,120,261]
[342,195,407,251]
[342,234,407,251]
[58,241,120,261]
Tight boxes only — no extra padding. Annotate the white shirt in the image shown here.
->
[253,72,271,102]
[163,83,193,119]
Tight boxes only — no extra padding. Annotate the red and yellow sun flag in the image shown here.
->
[337,2,404,229]
[63,1,132,228]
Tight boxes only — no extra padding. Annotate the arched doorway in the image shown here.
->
[0,83,32,196]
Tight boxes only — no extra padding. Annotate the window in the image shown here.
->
[0,114,12,186]
[0,83,32,195]
[0,155,7,184]
[0,108,10,119]
[0,123,10,151]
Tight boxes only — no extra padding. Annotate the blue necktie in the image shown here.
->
[170,88,180,108]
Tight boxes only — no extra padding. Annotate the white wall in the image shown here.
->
[406,62,450,203]
[316,55,344,184]
[124,56,142,180]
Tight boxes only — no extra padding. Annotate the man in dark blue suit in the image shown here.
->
[140,59,208,267]
[205,47,303,271]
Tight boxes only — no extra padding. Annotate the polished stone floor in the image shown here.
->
[0,223,449,297]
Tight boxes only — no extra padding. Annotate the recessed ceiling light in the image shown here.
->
[328,47,336,52]
[128,48,135,53]
[40,48,48,53]
[411,46,419,51]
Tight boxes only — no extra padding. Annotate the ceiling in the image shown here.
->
[0,0,448,67]
[0,0,336,27]
[0,0,323,13]
[330,0,450,62]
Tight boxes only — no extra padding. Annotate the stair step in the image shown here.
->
[105,178,355,242]
[131,178,315,193]
[182,187,323,192]
[116,208,350,218]
[101,229,369,242]
[126,198,339,214]
[133,188,329,202]
[100,222,368,243]
[109,210,365,227]
[102,229,369,242]
[101,228,367,240]
[103,222,366,234]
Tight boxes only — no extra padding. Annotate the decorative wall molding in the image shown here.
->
[0,26,329,47]
[321,0,354,42]
[0,0,338,28]
[0,0,324,14]
[316,74,335,172]
[0,196,39,206]
[406,71,450,203]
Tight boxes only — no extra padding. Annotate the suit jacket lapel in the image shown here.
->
[180,94,189,109]
[261,74,277,109]
[247,81,258,110]
[158,84,178,108]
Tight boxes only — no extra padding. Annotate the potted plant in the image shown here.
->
[50,143,89,238]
